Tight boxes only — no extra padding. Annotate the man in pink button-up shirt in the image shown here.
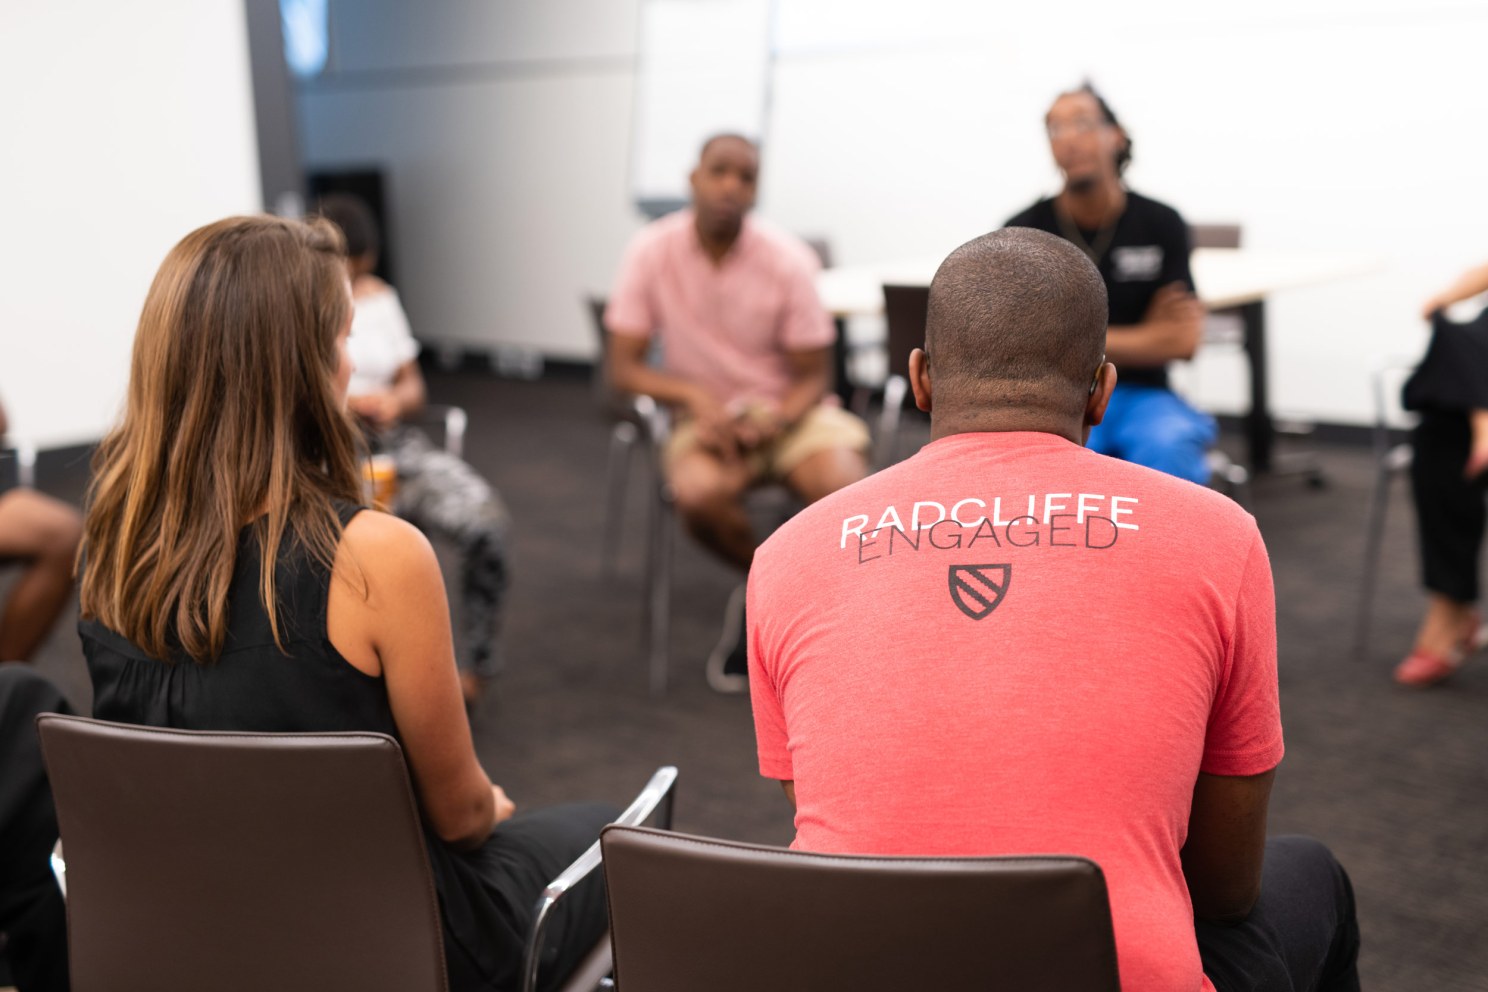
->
[605,134,869,691]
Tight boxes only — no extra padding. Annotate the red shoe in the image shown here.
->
[1393,649,1461,687]
[1397,609,1486,686]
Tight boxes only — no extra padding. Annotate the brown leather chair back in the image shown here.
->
[882,283,930,384]
[36,715,447,992]
[1189,223,1241,250]
[600,825,1120,992]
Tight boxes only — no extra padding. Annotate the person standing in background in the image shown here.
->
[1394,261,1488,684]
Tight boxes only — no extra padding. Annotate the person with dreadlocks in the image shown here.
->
[1006,83,1214,485]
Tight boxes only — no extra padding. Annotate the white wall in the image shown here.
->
[298,0,1488,425]
[0,0,263,448]
[298,0,642,364]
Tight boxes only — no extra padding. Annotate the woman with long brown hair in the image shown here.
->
[77,214,612,991]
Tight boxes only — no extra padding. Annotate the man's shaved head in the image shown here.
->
[925,227,1108,420]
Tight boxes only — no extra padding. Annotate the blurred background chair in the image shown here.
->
[38,714,677,992]
[1353,360,1420,661]
[600,825,1120,992]
[410,404,468,459]
[586,296,674,695]
[1188,224,1322,491]
[583,296,803,695]
[0,436,37,491]
[800,237,860,411]
[1185,223,1255,505]
[872,283,930,468]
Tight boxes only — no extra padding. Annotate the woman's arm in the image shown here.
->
[1423,262,1488,319]
[348,359,427,430]
[328,511,510,848]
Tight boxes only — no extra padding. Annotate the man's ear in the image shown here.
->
[1083,362,1117,435]
[908,348,932,413]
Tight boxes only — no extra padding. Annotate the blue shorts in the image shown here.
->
[1086,384,1216,485]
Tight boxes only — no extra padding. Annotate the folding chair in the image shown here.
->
[874,284,930,468]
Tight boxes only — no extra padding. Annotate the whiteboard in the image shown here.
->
[0,0,262,449]
[630,0,773,212]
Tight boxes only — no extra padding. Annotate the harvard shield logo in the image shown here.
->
[948,564,1012,620]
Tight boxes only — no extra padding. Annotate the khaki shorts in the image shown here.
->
[664,404,870,483]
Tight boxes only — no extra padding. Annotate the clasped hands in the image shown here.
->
[686,393,787,460]
[1142,282,1204,360]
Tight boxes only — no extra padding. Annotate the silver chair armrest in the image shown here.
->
[1370,358,1419,461]
[520,766,678,992]
[51,839,66,900]
[629,395,672,453]
[415,404,467,459]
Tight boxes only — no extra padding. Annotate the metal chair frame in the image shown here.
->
[1353,360,1419,661]
[410,403,468,459]
[0,436,37,489]
[588,296,675,694]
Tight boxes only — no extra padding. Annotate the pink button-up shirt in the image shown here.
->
[604,209,833,409]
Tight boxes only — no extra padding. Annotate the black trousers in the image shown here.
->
[0,663,73,992]
[1197,835,1360,992]
[1410,412,1484,602]
[435,801,618,992]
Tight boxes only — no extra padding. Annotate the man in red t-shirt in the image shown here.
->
[748,228,1358,991]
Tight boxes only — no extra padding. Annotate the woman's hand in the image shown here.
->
[1422,262,1488,320]
[349,390,404,429]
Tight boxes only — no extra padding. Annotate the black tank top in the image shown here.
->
[81,503,398,738]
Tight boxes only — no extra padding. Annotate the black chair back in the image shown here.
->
[882,284,930,384]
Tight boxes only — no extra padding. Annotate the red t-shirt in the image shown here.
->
[748,431,1282,992]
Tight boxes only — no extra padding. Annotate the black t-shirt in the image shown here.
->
[1005,190,1192,388]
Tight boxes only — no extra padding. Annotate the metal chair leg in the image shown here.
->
[645,481,673,696]
[602,422,638,576]
[4,439,39,489]
[1354,458,1397,661]
[1205,450,1253,511]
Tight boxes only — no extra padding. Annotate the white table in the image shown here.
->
[817,248,1378,472]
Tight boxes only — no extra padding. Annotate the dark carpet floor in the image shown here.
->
[15,366,1488,991]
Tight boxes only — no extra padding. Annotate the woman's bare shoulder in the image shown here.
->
[338,509,437,581]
